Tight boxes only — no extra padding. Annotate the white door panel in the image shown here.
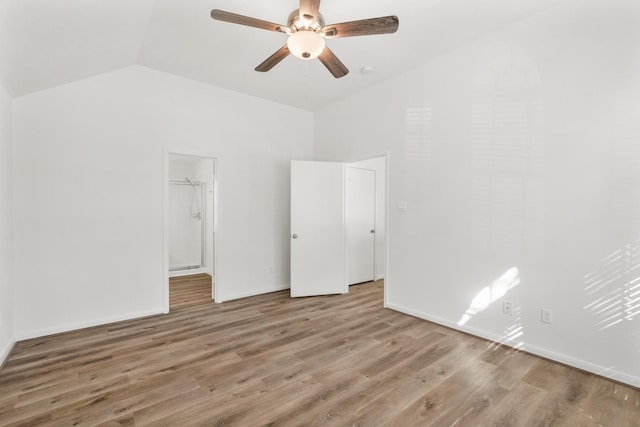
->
[290,161,346,297]
[347,167,376,285]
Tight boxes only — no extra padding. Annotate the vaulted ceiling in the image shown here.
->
[0,0,563,110]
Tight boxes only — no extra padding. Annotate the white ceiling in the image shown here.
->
[0,0,563,110]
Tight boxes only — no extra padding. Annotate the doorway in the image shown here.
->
[164,151,217,312]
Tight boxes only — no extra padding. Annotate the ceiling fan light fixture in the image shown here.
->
[211,7,398,78]
[287,30,325,60]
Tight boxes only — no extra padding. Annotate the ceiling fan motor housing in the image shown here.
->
[288,9,325,32]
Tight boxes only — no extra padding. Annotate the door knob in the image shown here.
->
[292,234,298,239]
[370,230,375,234]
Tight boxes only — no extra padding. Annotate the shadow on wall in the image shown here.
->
[403,105,433,217]
[470,41,544,260]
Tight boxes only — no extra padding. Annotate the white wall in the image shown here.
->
[315,0,640,387]
[13,65,313,338]
[168,157,198,181]
[0,82,14,364]
[349,157,386,279]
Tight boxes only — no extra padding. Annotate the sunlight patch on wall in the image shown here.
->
[585,239,640,331]
[458,266,520,326]
[490,304,525,350]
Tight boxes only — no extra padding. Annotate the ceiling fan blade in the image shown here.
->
[211,9,289,33]
[318,47,349,78]
[299,0,321,22]
[255,45,291,72]
[323,16,399,38]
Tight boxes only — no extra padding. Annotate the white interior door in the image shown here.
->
[347,167,376,285]
[291,160,346,297]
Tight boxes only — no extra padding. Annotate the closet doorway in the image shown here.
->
[290,155,387,298]
[347,156,386,285]
[164,152,217,311]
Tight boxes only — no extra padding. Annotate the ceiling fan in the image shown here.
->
[210,0,399,78]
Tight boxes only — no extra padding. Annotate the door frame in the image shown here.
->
[345,153,390,308]
[163,147,219,313]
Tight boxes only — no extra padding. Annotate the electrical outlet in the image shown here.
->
[542,308,553,324]
[503,301,513,315]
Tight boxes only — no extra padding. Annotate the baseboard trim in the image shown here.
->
[386,302,640,389]
[219,284,290,303]
[15,309,164,341]
[169,268,209,278]
[0,338,16,369]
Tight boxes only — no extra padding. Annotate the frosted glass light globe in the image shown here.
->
[287,31,325,60]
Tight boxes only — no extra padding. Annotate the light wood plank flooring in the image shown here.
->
[169,274,213,309]
[1,281,639,426]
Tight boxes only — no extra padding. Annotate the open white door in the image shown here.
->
[291,160,346,297]
[347,167,376,285]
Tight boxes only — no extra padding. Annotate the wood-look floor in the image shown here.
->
[169,274,213,310]
[1,281,639,426]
